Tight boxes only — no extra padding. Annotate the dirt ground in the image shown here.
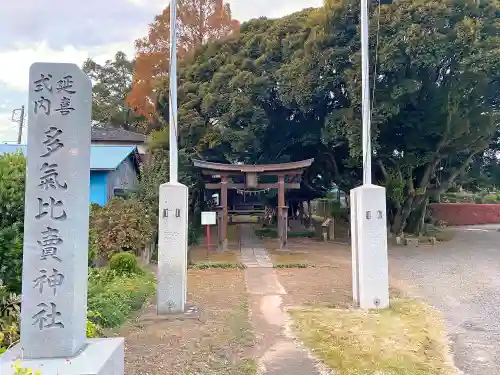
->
[117,230,407,375]
[269,239,402,308]
[115,269,256,375]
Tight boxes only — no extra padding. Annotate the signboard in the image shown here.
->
[201,211,217,225]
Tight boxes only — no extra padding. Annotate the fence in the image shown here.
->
[429,203,500,226]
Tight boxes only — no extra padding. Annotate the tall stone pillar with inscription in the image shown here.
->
[350,185,389,309]
[157,183,189,314]
[0,63,124,374]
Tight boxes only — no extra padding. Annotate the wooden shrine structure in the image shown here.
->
[193,158,314,250]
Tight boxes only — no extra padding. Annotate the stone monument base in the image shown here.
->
[0,338,124,375]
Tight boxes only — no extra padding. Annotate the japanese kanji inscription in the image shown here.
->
[20,62,92,359]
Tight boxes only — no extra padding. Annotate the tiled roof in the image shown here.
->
[0,144,136,171]
[91,127,146,143]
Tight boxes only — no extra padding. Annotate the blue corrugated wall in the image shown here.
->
[90,171,108,206]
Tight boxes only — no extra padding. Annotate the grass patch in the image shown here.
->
[188,262,245,269]
[288,298,455,375]
[256,228,315,239]
[87,267,155,328]
[228,224,240,241]
[431,228,455,242]
[189,247,241,264]
[268,249,310,264]
[255,227,278,238]
[288,231,315,238]
[274,263,312,268]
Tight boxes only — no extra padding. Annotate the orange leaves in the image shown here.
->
[126,0,239,120]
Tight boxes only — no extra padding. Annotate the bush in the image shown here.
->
[0,283,20,352]
[10,361,41,375]
[483,193,500,204]
[87,268,155,328]
[0,151,26,229]
[0,225,23,293]
[86,318,101,338]
[109,252,144,276]
[89,197,155,260]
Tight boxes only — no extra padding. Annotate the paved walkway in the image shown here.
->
[390,225,500,375]
[238,225,331,375]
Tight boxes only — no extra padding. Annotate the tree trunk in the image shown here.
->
[390,195,414,234]
[405,196,428,234]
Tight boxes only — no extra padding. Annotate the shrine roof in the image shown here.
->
[192,159,314,173]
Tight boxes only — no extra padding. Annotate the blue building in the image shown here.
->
[0,144,140,206]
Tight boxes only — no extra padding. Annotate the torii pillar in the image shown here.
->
[219,175,228,251]
[277,175,288,250]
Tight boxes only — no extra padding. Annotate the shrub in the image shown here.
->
[483,193,500,204]
[0,283,20,351]
[86,319,101,338]
[10,361,41,375]
[0,225,23,293]
[109,252,144,276]
[0,151,26,229]
[89,197,155,260]
[87,269,155,328]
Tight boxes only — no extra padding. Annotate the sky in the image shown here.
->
[0,0,323,143]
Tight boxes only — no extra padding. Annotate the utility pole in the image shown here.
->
[157,0,189,316]
[169,0,178,182]
[11,106,25,144]
[360,0,372,184]
[349,0,390,310]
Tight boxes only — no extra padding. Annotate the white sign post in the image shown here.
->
[201,211,217,251]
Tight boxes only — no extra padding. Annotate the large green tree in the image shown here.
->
[152,0,500,233]
[83,51,146,131]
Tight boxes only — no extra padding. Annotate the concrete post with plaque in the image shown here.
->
[0,63,124,375]
[350,185,389,309]
[157,183,189,314]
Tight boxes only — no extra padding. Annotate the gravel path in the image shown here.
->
[389,225,500,375]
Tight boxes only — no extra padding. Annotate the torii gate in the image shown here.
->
[193,159,314,250]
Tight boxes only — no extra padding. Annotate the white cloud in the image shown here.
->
[0,110,22,143]
[0,0,323,143]
[0,40,140,92]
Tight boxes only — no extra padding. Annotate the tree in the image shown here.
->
[126,0,240,120]
[82,51,145,130]
[0,152,26,230]
[358,0,500,233]
[152,0,500,235]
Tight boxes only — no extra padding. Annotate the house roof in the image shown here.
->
[91,127,146,143]
[0,144,137,171]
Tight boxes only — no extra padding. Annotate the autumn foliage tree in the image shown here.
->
[126,0,239,119]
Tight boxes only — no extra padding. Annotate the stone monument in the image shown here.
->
[0,63,124,374]
[350,184,389,309]
[157,182,189,314]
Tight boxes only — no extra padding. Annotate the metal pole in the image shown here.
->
[361,0,372,185]
[169,0,178,183]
